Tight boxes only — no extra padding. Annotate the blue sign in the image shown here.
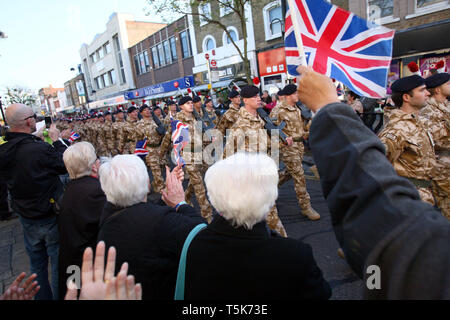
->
[125,76,195,100]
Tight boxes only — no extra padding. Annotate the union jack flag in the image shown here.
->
[285,0,395,98]
[336,83,344,96]
[171,119,190,167]
[134,138,149,157]
[68,131,80,143]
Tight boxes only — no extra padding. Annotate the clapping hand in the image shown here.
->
[161,164,185,208]
[0,272,40,300]
[65,241,142,300]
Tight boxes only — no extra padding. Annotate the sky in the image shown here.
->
[0,0,167,97]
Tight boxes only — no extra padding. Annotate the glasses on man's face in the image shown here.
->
[23,114,37,121]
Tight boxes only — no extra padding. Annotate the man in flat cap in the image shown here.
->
[420,72,450,219]
[216,90,242,138]
[118,106,139,154]
[378,75,437,205]
[135,104,165,195]
[224,85,288,237]
[110,107,126,156]
[275,84,321,221]
[160,96,213,222]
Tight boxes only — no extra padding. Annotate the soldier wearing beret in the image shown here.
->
[204,98,218,126]
[216,90,242,138]
[192,95,204,118]
[378,75,438,205]
[420,72,450,219]
[275,84,320,221]
[224,85,288,237]
[110,107,126,156]
[160,96,213,222]
[118,106,139,154]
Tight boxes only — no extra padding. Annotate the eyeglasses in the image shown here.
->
[23,114,37,121]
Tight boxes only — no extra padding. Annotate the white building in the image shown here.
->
[80,13,166,108]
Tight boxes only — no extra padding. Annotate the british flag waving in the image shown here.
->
[285,0,395,98]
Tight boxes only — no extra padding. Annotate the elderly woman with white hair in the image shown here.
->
[97,154,205,300]
[58,142,106,299]
[181,152,331,299]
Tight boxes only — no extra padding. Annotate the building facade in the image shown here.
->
[79,13,166,108]
[64,72,89,114]
[38,85,65,116]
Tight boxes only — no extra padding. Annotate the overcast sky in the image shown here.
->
[0,0,167,97]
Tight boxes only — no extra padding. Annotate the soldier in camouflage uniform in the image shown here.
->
[118,107,139,154]
[136,105,165,194]
[269,89,286,120]
[216,90,241,138]
[420,73,450,219]
[100,110,114,156]
[163,100,179,128]
[160,96,213,222]
[224,85,288,237]
[110,108,126,156]
[204,98,219,126]
[378,75,437,205]
[275,84,320,221]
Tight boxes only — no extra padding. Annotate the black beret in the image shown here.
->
[282,84,297,96]
[391,75,425,93]
[166,100,176,105]
[204,98,212,104]
[277,89,285,96]
[127,106,138,113]
[425,73,450,89]
[229,90,240,99]
[139,104,150,113]
[178,96,193,106]
[193,95,202,103]
[240,85,260,98]
[104,110,111,116]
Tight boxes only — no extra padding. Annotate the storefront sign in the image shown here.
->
[125,76,195,100]
[195,62,245,85]
[258,47,287,77]
[419,55,449,77]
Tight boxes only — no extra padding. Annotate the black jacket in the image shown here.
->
[58,176,106,299]
[309,103,450,299]
[0,132,67,219]
[97,201,205,300]
[184,215,331,300]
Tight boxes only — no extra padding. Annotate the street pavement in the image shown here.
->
[0,162,364,299]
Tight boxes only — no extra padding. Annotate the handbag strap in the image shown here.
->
[174,223,207,300]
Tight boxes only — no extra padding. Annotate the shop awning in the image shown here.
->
[393,19,450,58]
[88,95,127,110]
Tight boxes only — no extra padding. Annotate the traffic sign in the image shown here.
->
[205,53,210,60]
[210,60,217,67]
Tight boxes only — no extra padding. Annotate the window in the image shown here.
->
[157,43,165,67]
[91,53,97,63]
[199,3,211,26]
[152,46,160,68]
[180,30,192,58]
[367,0,394,23]
[220,0,234,17]
[223,27,239,46]
[139,52,146,74]
[143,51,150,71]
[109,70,116,85]
[113,35,121,51]
[163,40,172,64]
[98,48,104,59]
[170,37,178,60]
[103,73,110,87]
[104,42,111,55]
[263,1,283,41]
[113,34,126,84]
[417,0,446,8]
[203,36,216,51]
[134,55,141,75]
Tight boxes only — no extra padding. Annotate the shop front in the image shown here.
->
[257,47,288,95]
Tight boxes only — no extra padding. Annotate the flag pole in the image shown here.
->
[287,0,307,67]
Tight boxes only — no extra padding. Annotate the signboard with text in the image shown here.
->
[124,76,195,100]
[258,47,287,77]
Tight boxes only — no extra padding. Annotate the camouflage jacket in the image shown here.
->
[118,117,138,150]
[378,108,437,180]
[420,97,450,152]
[136,118,162,147]
[275,101,308,142]
[216,103,241,137]
[269,101,282,119]
[111,120,125,147]
[205,108,219,126]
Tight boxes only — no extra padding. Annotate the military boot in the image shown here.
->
[302,206,321,221]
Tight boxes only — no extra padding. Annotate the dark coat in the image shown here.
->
[97,201,205,300]
[184,215,331,300]
[0,132,67,219]
[309,103,450,299]
[58,176,106,299]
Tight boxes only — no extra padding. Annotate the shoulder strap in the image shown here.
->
[174,223,207,300]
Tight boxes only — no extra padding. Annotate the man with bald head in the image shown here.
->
[0,104,68,300]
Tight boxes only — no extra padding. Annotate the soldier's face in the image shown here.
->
[286,92,299,105]
[106,115,112,122]
[142,108,151,118]
[170,104,177,112]
[154,109,161,117]
[117,112,124,120]
[231,96,241,105]
[407,85,430,109]
[194,102,201,110]
[440,81,450,98]
[181,101,194,113]
[130,110,139,120]
[244,95,261,110]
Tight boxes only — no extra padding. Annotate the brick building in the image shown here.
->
[64,72,89,114]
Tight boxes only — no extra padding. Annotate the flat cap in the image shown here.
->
[282,84,297,96]
[178,96,193,106]
[228,90,240,99]
[391,75,425,93]
[127,106,138,113]
[425,73,450,89]
[240,85,260,98]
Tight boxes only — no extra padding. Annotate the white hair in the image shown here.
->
[99,155,149,207]
[63,142,97,179]
[205,152,278,230]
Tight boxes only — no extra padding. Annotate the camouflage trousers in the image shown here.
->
[278,144,312,211]
[145,147,165,194]
[432,155,450,220]
[184,161,213,223]
[418,187,435,206]
[266,205,287,237]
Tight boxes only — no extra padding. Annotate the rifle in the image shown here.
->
[151,110,167,136]
[201,105,216,127]
[192,108,214,140]
[256,108,288,144]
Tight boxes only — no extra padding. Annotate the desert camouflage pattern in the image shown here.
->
[118,117,138,154]
[110,119,125,156]
[378,108,437,206]
[216,103,241,138]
